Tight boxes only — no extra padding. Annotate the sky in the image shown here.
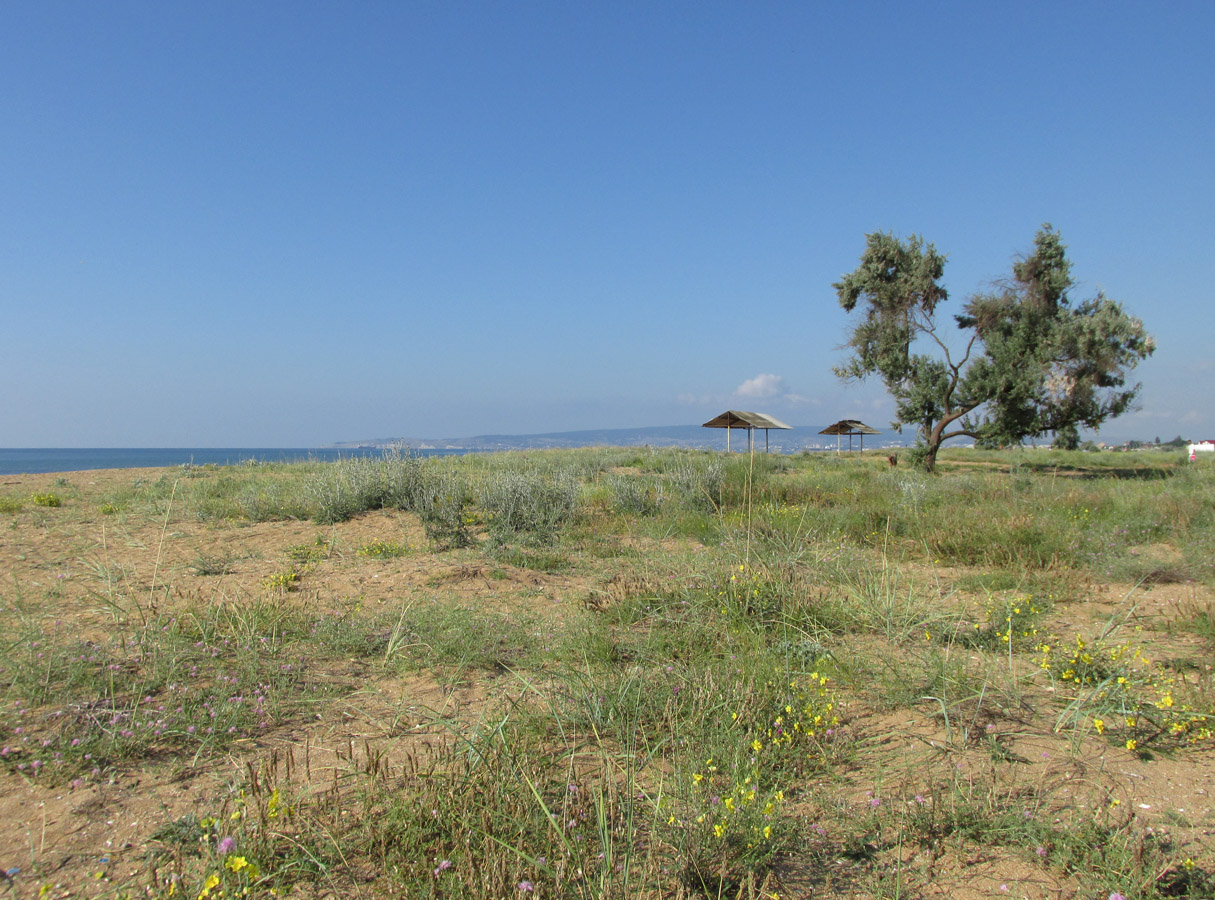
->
[2,1,1211,447]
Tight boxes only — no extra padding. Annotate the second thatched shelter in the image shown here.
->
[819,419,881,452]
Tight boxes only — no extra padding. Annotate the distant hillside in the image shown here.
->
[332,424,910,453]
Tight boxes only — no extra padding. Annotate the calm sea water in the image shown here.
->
[0,448,462,476]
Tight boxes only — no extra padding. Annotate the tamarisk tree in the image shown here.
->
[833,225,1154,472]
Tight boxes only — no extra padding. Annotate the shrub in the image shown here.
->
[479,468,581,546]
[668,457,724,512]
[607,474,664,517]
[306,449,425,524]
[414,470,474,549]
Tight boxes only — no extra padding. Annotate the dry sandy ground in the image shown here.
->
[1,467,1212,899]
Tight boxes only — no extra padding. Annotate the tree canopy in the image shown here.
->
[833,226,1155,471]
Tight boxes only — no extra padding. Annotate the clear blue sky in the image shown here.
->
[2,1,1210,447]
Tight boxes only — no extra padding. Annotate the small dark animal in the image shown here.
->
[887,454,898,468]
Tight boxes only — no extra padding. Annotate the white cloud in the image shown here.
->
[678,375,821,414]
[735,373,786,399]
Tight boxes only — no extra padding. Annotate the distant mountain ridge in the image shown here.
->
[331,424,910,453]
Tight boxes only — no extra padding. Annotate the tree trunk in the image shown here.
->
[920,417,957,474]
[922,441,941,473]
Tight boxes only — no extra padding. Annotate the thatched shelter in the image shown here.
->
[819,419,881,451]
[702,410,792,452]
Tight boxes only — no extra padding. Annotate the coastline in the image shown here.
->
[0,447,386,477]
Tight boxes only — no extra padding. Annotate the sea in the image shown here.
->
[0,448,463,476]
